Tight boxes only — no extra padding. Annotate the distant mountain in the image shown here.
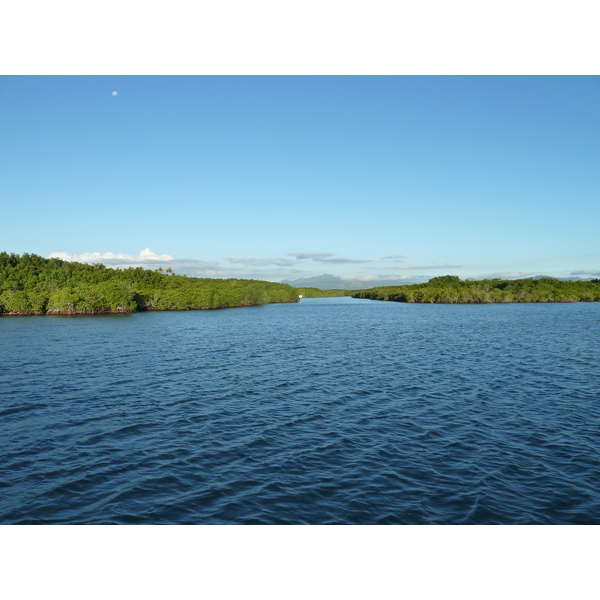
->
[281,274,414,290]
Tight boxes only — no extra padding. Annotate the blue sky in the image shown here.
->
[1,76,599,283]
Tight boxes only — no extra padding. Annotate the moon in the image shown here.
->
[112,91,118,97]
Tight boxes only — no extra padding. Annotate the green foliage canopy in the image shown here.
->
[0,252,299,315]
[351,275,600,304]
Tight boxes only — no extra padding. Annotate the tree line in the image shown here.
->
[351,275,600,304]
[0,252,300,315]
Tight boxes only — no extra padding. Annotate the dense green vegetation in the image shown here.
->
[0,252,299,315]
[352,275,600,304]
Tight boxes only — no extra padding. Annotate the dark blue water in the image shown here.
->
[1,297,599,524]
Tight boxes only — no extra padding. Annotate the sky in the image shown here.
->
[1,75,599,283]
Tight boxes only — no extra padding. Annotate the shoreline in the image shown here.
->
[0,298,300,317]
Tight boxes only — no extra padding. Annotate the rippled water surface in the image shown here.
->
[2,297,599,524]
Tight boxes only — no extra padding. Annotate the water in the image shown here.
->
[1,297,599,524]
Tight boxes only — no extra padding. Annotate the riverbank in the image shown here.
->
[1,298,300,316]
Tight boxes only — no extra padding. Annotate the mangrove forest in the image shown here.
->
[352,275,600,304]
[0,252,300,315]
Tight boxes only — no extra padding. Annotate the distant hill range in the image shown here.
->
[281,274,412,290]
[282,273,596,290]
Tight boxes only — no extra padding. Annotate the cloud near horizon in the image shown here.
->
[289,252,334,260]
[49,248,175,263]
[317,257,372,264]
[47,247,375,280]
[289,252,370,264]
[227,257,296,267]
[48,248,224,277]
[380,254,461,270]
[391,262,462,270]
[570,269,600,276]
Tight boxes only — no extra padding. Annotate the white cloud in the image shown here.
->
[382,254,407,259]
[49,248,174,263]
[47,248,226,277]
